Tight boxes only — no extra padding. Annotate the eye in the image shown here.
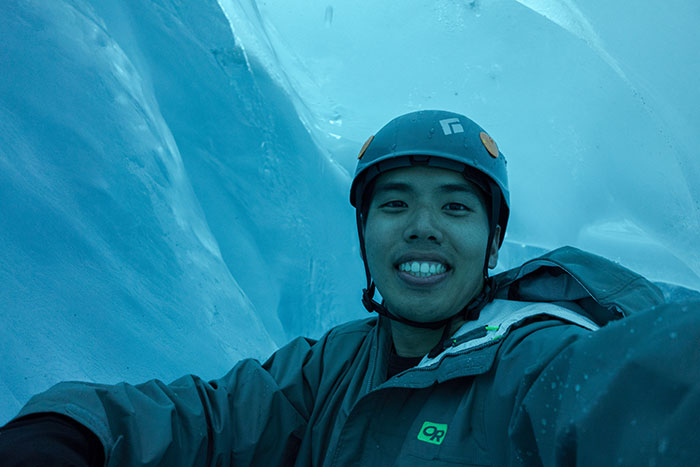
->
[443,202,470,212]
[381,200,407,208]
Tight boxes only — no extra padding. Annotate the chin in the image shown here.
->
[388,301,450,323]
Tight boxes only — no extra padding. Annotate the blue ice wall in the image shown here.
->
[1,0,698,423]
[0,0,364,423]
[221,0,699,285]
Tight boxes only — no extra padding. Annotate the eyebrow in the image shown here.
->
[372,182,412,196]
[439,183,481,195]
[373,182,480,196]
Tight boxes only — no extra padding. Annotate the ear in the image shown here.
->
[487,225,501,269]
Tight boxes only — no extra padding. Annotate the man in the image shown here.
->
[1,110,699,465]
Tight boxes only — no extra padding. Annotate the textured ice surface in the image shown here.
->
[222,0,700,286]
[0,0,364,423]
[1,0,698,422]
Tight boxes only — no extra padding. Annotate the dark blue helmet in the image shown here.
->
[350,109,509,244]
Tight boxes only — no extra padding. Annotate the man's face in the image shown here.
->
[363,166,499,324]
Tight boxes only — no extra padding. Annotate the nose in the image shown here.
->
[403,206,443,243]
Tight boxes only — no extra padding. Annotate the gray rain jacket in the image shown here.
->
[14,247,700,465]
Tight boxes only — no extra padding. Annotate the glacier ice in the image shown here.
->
[1,0,698,423]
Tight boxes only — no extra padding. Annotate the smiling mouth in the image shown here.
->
[396,261,449,278]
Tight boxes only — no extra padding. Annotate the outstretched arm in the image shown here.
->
[0,336,317,466]
[490,299,700,466]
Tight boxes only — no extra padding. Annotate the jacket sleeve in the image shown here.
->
[12,336,319,466]
[0,413,104,467]
[485,299,700,466]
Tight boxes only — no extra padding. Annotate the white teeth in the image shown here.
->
[398,261,447,277]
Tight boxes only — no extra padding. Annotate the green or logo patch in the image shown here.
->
[417,421,448,445]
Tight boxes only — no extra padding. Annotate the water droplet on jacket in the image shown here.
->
[575,384,581,392]
[669,332,677,339]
